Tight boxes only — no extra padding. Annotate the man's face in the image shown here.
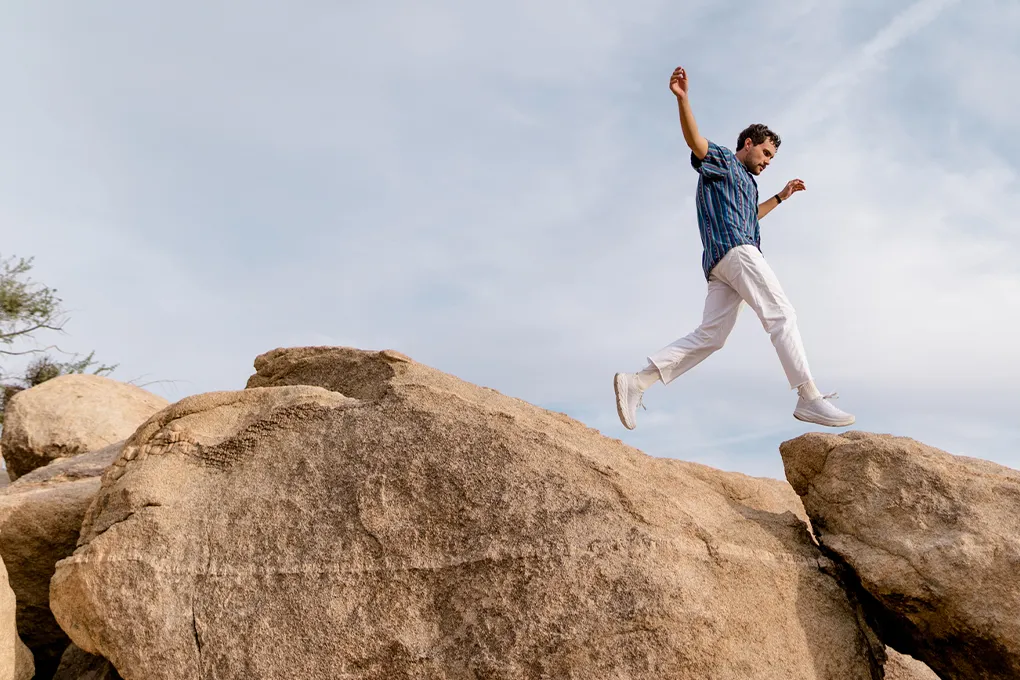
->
[743,139,777,175]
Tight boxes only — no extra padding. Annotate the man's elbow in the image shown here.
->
[690,137,709,160]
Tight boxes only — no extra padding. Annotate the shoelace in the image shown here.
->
[822,392,839,400]
[637,394,647,411]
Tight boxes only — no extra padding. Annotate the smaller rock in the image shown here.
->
[53,645,121,680]
[1,556,34,680]
[14,444,123,487]
[13,644,33,680]
[1,374,167,480]
[885,649,939,680]
[0,442,123,678]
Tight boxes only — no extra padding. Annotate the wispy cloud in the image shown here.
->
[780,0,962,131]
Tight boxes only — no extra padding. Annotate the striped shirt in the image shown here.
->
[692,140,760,280]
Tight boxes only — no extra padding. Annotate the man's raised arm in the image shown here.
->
[671,67,709,160]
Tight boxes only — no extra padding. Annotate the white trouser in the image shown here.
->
[647,244,813,389]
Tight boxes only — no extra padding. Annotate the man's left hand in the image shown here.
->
[779,178,806,201]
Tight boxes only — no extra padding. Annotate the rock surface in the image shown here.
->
[0,557,34,680]
[52,347,882,680]
[781,431,1020,680]
[0,443,123,678]
[15,444,123,487]
[1,374,167,480]
[53,645,121,680]
[884,649,938,680]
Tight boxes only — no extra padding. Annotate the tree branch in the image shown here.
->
[0,321,66,343]
[0,345,61,357]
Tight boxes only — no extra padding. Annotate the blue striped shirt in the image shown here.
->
[692,141,760,280]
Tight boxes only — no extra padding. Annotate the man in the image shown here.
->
[613,66,854,430]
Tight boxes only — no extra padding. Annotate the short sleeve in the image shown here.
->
[691,140,730,179]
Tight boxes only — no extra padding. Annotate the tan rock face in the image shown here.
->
[884,649,938,680]
[1,374,168,481]
[15,444,123,487]
[0,444,122,678]
[0,557,35,680]
[53,347,881,679]
[781,431,1020,680]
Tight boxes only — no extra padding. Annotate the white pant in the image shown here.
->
[647,245,813,389]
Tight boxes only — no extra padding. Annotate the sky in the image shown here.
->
[2,0,1018,479]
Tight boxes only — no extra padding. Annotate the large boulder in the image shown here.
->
[0,557,34,680]
[781,431,1020,680]
[52,347,882,679]
[0,443,123,678]
[1,375,167,481]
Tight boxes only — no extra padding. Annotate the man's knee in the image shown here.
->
[696,326,729,352]
[767,307,795,334]
[759,304,797,335]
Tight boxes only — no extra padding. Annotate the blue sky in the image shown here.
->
[2,0,1018,479]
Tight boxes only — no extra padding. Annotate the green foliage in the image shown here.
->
[0,255,62,346]
[0,255,116,426]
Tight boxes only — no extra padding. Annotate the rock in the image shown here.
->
[12,648,32,680]
[52,347,882,679]
[53,645,120,680]
[781,431,1020,680]
[0,556,34,680]
[884,649,938,680]
[14,444,123,487]
[0,443,123,678]
[1,374,167,480]
[677,458,812,526]
[11,644,32,680]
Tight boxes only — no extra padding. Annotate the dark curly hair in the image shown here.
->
[737,124,781,152]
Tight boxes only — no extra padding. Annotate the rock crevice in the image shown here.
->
[782,431,1020,680]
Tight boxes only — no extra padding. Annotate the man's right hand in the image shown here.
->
[670,66,707,159]
[670,67,689,99]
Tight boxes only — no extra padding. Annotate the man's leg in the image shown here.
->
[712,244,854,427]
[614,279,742,429]
[646,279,744,384]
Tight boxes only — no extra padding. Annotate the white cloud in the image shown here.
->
[0,1,1016,480]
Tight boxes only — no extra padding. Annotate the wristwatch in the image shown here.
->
[774,194,783,204]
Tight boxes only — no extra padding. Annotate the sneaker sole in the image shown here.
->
[793,410,855,428]
[613,373,635,430]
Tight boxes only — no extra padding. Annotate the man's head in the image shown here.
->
[735,123,781,176]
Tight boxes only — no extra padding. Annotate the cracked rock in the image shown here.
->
[781,431,1020,680]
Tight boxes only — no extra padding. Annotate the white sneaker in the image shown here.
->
[614,373,646,430]
[793,392,855,427]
